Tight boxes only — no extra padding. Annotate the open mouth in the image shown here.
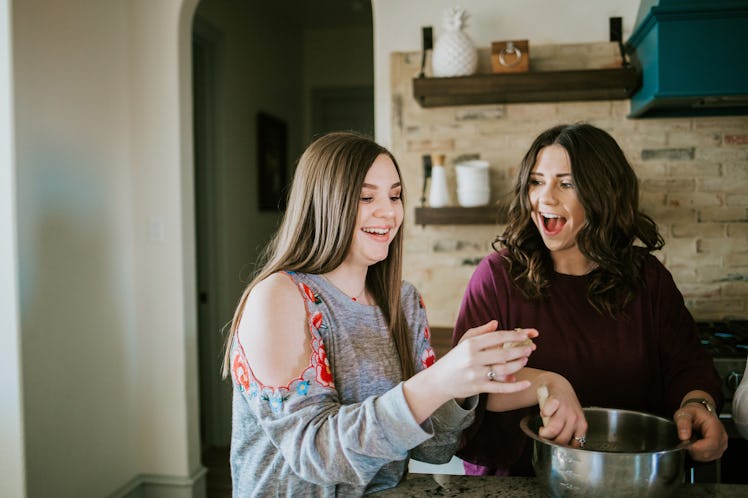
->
[541,213,566,235]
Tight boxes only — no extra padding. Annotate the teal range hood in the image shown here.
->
[626,0,748,118]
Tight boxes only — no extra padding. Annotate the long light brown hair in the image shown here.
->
[496,123,664,316]
[222,131,414,379]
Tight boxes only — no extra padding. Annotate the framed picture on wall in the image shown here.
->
[257,111,288,211]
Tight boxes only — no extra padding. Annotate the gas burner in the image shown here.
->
[696,321,747,411]
[697,320,748,358]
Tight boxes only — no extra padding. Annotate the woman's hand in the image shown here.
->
[440,321,538,397]
[402,321,537,423]
[535,372,588,447]
[674,399,728,462]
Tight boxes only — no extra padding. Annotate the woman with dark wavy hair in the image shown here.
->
[452,123,727,476]
[224,131,537,496]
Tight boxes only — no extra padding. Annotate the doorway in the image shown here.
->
[191,2,373,495]
[193,20,231,449]
[311,85,374,138]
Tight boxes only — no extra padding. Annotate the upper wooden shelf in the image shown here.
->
[414,205,508,226]
[412,66,641,107]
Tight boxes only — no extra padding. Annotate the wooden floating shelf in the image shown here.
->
[413,66,641,107]
[414,205,508,226]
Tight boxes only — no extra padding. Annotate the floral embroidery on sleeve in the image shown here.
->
[313,340,334,387]
[300,282,322,304]
[232,350,251,392]
[232,348,261,400]
[412,288,436,369]
[306,286,333,387]
[232,339,316,414]
[421,347,435,368]
[296,380,310,395]
[266,391,287,413]
[231,273,336,414]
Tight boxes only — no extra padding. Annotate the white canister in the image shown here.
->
[428,154,450,208]
[456,160,490,207]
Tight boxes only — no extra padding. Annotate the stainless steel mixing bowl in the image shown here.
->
[520,407,687,497]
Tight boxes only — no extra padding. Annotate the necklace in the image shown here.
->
[321,274,367,303]
[351,288,367,302]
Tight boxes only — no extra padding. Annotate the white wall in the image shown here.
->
[371,0,640,146]
[0,0,26,495]
[11,0,202,495]
[14,1,140,494]
[129,0,202,480]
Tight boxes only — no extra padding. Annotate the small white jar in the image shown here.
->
[428,154,450,208]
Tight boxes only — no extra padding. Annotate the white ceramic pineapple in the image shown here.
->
[431,7,478,77]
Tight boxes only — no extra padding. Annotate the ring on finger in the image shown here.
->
[573,435,586,447]
[487,368,496,382]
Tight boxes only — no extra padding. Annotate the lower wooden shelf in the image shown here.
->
[414,205,508,225]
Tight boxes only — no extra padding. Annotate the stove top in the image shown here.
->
[697,320,748,359]
[696,321,747,410]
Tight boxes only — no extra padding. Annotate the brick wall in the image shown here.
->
[390,51,748,329]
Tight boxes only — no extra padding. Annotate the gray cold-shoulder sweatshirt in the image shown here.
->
[229,272,476,497]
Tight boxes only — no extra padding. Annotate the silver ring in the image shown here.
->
[487,368,496,381]
[573,435,586,446]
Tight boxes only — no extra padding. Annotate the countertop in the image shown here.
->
[373,474,748,497]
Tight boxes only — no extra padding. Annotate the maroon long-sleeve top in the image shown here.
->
[452,249,723,475]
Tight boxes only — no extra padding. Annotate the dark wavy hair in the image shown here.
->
[495,123,664,316]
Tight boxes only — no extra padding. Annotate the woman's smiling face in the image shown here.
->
[345,153,404,268]
[528,144,586,260]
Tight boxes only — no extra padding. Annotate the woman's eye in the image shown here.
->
[390,194,402,201]
[529,179,542,186]
[561,182,575,189]
[360,196,373,202]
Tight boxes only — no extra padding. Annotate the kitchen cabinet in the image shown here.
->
[413,66,640,108]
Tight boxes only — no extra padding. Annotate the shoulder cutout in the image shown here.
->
[237,272,310,387]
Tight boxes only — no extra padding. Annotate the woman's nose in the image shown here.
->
[374,200,395,217]
[537,184,557,204]
[375,207,395,218]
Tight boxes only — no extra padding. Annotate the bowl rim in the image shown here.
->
[519,406,690,456]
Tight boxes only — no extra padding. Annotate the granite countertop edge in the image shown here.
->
[372,474,748,497]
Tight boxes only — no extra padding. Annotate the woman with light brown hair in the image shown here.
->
[223,131,536,496]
